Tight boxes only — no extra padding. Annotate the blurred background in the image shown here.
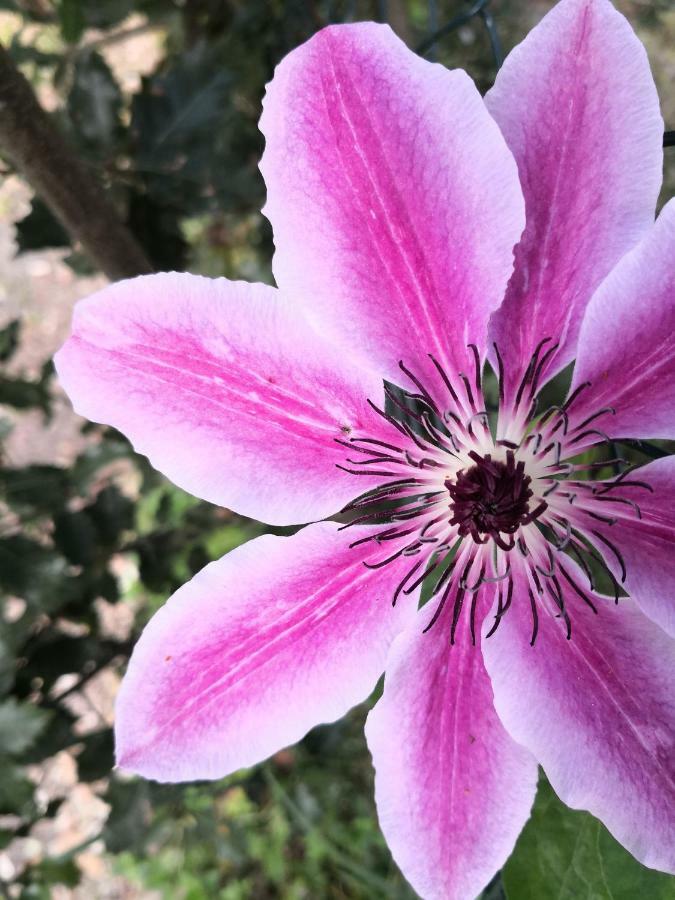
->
[0,1,673,897]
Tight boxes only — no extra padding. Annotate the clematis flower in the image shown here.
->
[55,0,675,896]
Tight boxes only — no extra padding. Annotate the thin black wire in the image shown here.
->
[477,2,503,68]
[417,0,493,56]
[416,2,673,144]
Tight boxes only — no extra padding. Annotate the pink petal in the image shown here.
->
[587,457,675,638]
[570,200,675,440]
[482,566,675,874]
[55,273,385,526]
[487,0,663,398]
[365,603,538,900]
[260,23,525,391]
[115,522,417,781]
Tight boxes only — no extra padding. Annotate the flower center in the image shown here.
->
[447,450,541,547]
[337,343,642,644]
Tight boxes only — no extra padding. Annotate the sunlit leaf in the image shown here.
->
[503,778,675,900]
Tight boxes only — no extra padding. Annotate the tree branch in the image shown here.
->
[0,43,152,280]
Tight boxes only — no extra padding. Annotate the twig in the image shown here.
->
[0,42,152,280]
[79,20,164,54]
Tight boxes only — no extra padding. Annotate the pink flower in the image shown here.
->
[55,0,675,896]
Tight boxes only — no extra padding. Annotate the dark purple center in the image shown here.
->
[447,450,545,549]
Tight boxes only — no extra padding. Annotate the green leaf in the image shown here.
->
[81,0,134,29]
[31,857,81,888]
[503,778,675,900]
[0,699,50,755]
[67,51,123,157]
[56,0,85,44]
[0,758,35,816]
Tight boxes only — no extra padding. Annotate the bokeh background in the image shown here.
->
[0,1,674,897]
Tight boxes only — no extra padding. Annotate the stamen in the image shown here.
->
[363,546,408,569]
[592,494,642,518]
[546,575,571,639]
[366,398,409,436]
[351,436,409,453]
[403,553,445,595]
[542,480,561,498]
[392,559,424,606]
[571,407,616,433]
[467,343,482,395]
[557,563,598,614]
[450,556,474,644]
[562,380,591,413]
[383,384,428,426]
[514,337,552,409]
[482,562,511,583]
[589,529,627,582]
[398,360,438,410]
[492,342,505,403]
[528,588,539,645]
[485,576,514,638]
[593,464,655,494]
[529,340,559,399]
[466,411,490,436]
[428,353,460,404]
[336,463,402,477]
[469,591,479,646]
[458,372,476,410]
[537,404,567,430]
[567,428,611,447]
[594,479,653,495]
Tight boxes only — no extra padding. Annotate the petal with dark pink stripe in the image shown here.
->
[571,200,675,441]
[584,457,675,638]
[55,273,385,526]
[260,22,525,392]
[365,602,537,900]
[487,0,663,398]
[483,564,675,874]
[115,522,417,782]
